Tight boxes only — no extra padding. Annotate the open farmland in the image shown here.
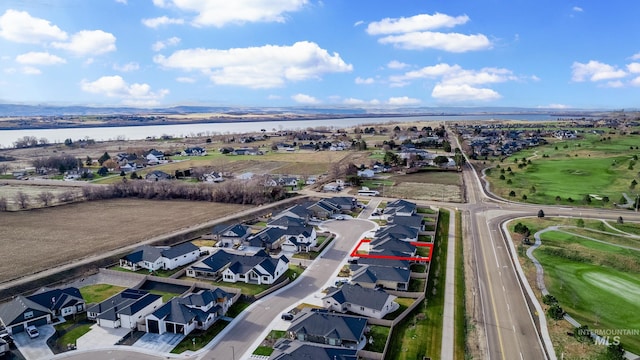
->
[0,199,248,283]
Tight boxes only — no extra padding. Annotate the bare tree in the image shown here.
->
[38,191,55,207]
[0,163,9,175]
[0,197,7,211]
[58,190,75,203]
[14,191,30,209]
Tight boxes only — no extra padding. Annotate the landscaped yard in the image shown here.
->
[79,284,127,304]
[363,325,390,353]
[171,319,230,354]
[252,330,287,356]
[383,297,415,320]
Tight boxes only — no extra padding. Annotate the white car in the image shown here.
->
[335,215,345,220]
[26,325,39,339]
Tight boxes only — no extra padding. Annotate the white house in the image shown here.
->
[187,250,289,285]
[280,226,318,253]
[322,284,398,319]
[119,243,201,272]
[87,289,163,330]
[357,169,375,178]
[145,288,232,335]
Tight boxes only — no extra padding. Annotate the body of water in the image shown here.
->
[0,114,560,148]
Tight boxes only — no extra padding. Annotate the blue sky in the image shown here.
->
[0,0,639,109]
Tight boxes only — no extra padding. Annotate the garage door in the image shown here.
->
[175,324,184,334]
[147,320,159,334]
[11,324,24,334]
[166,323,175,333]
[28,318,48,327]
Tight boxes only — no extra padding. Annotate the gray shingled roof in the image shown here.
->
[287,309,366,343]
[270,340,357,360]
[323,284,394,312]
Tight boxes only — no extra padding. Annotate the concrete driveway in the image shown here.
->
[133,332,184,353]
[13,325,55,360]
[75,325,129,350]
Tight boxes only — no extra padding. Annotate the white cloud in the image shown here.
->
[378,31,491,52]
[632,53,640,60]
[432,84,501,102]
[113,62,140,72]
[631,77,640,87]
[367,13,469,35]
[176,76,196,83]
[291,93,320,104]
[355,77,374,85]
[571,60,627,82]
[21,66,42,75]
[155,0,308,27]
[154,41,352,89]
[343,98,380,106]
[387,60,408,69]
[142,16,184,28]
[572,6,583,12]
[389,62,518,102]
[152,36,181,51]
[115,0,127,4]
[52,30,116,56]
[539,104,571,109]
[627,63,640,74]
[353,20,364,27]
[153,0,168,7]
[0,9,67,44]
[80,75,169,106]
[604,80,625,88]
[387,96,421,106]
[15,52,66,65]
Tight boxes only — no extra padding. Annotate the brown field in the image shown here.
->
[0,199,248,282]
[0,183,84,210]
[385,182,462,202]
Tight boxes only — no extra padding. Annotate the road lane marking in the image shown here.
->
[480,224,507,360]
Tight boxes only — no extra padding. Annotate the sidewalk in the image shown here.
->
[440,207,456,360]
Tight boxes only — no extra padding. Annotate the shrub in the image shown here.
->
[547,304,564,320]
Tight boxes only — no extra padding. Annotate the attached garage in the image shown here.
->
[28,318,49,327]
[147,319,159,334]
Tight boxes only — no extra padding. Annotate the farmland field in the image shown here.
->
[0,199,248,282]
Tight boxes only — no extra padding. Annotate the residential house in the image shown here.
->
[210,223,252,247]
[270,340,357,360]
[119,242,200,272]
[182,147,207,156]
[322,284,398,319]
[145,288,231,335]
[247,225,316,252]
[350,265,410,291]
[374,224,419,242]
[270,204,313,223]
[146,149,165,164]
[233,147,261,156]
[382,199,417,219]
[145,170,172,181]
[87,289,163,329]
[324,197,357,212]
[186,250,289,285]
[0,287,85,334]
[306,199,341,219]
[286,309,367,349]
[356,169,375,178]
[388,214,425,231]
[278,177,299,187]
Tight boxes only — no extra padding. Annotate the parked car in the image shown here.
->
[281,312,294,321]
[0,333,14,346]
[238,245,245,251]
[335,215,345,220]
[26,326,39,339]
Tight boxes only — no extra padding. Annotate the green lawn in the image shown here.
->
[148,289,180,302]
[363,325,390,353]
[383,298,414,320]
[485,133,640,206]
[453,210,466,360]
[252,330,287,356]
[606,221,640,236]
[171,319,230,354]
[387,210,449,360]
[522,221,640,354]
[226,299,251,318]
[79,284,127,304]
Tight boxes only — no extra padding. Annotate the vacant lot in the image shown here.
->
[0,183,84,210]
[0,199,248,282]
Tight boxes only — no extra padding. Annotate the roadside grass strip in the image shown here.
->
[170,319,230,354]
[387,209,449,360]
[453,210,466,360]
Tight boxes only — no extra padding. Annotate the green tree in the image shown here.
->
[442,140,452,152]
[383,151,400,166]
[600,343,625,360]
[538,209,545,218]
[85,156,92,166]
[547,304,564,320]
[542,294,558,305]
[574,325,593,343]
[499,174,506,180]
[433,155,449,167]
[509,190,516,197]
[522,194,527,200]
[576,218,585,228]
[98,152,111,165]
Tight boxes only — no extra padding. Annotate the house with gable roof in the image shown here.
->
[322,284,398,319]
[145,288,231,335]
[186,250,289,285]
[87,288,162,329]
[382,199,417,219]
[210,223,252,247]
[286,309,367,349]
[0,287,85,334]
[119,242,200,272]
[270,340,358,360]
[350,265,410,291]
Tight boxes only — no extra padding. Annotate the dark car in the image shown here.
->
[0,333,13,346]
[281,312,294,321]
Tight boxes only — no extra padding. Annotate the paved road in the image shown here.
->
[198,219,375,360]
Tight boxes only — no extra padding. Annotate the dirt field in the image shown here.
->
[0,199,248,283]
[0,183,84,210]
